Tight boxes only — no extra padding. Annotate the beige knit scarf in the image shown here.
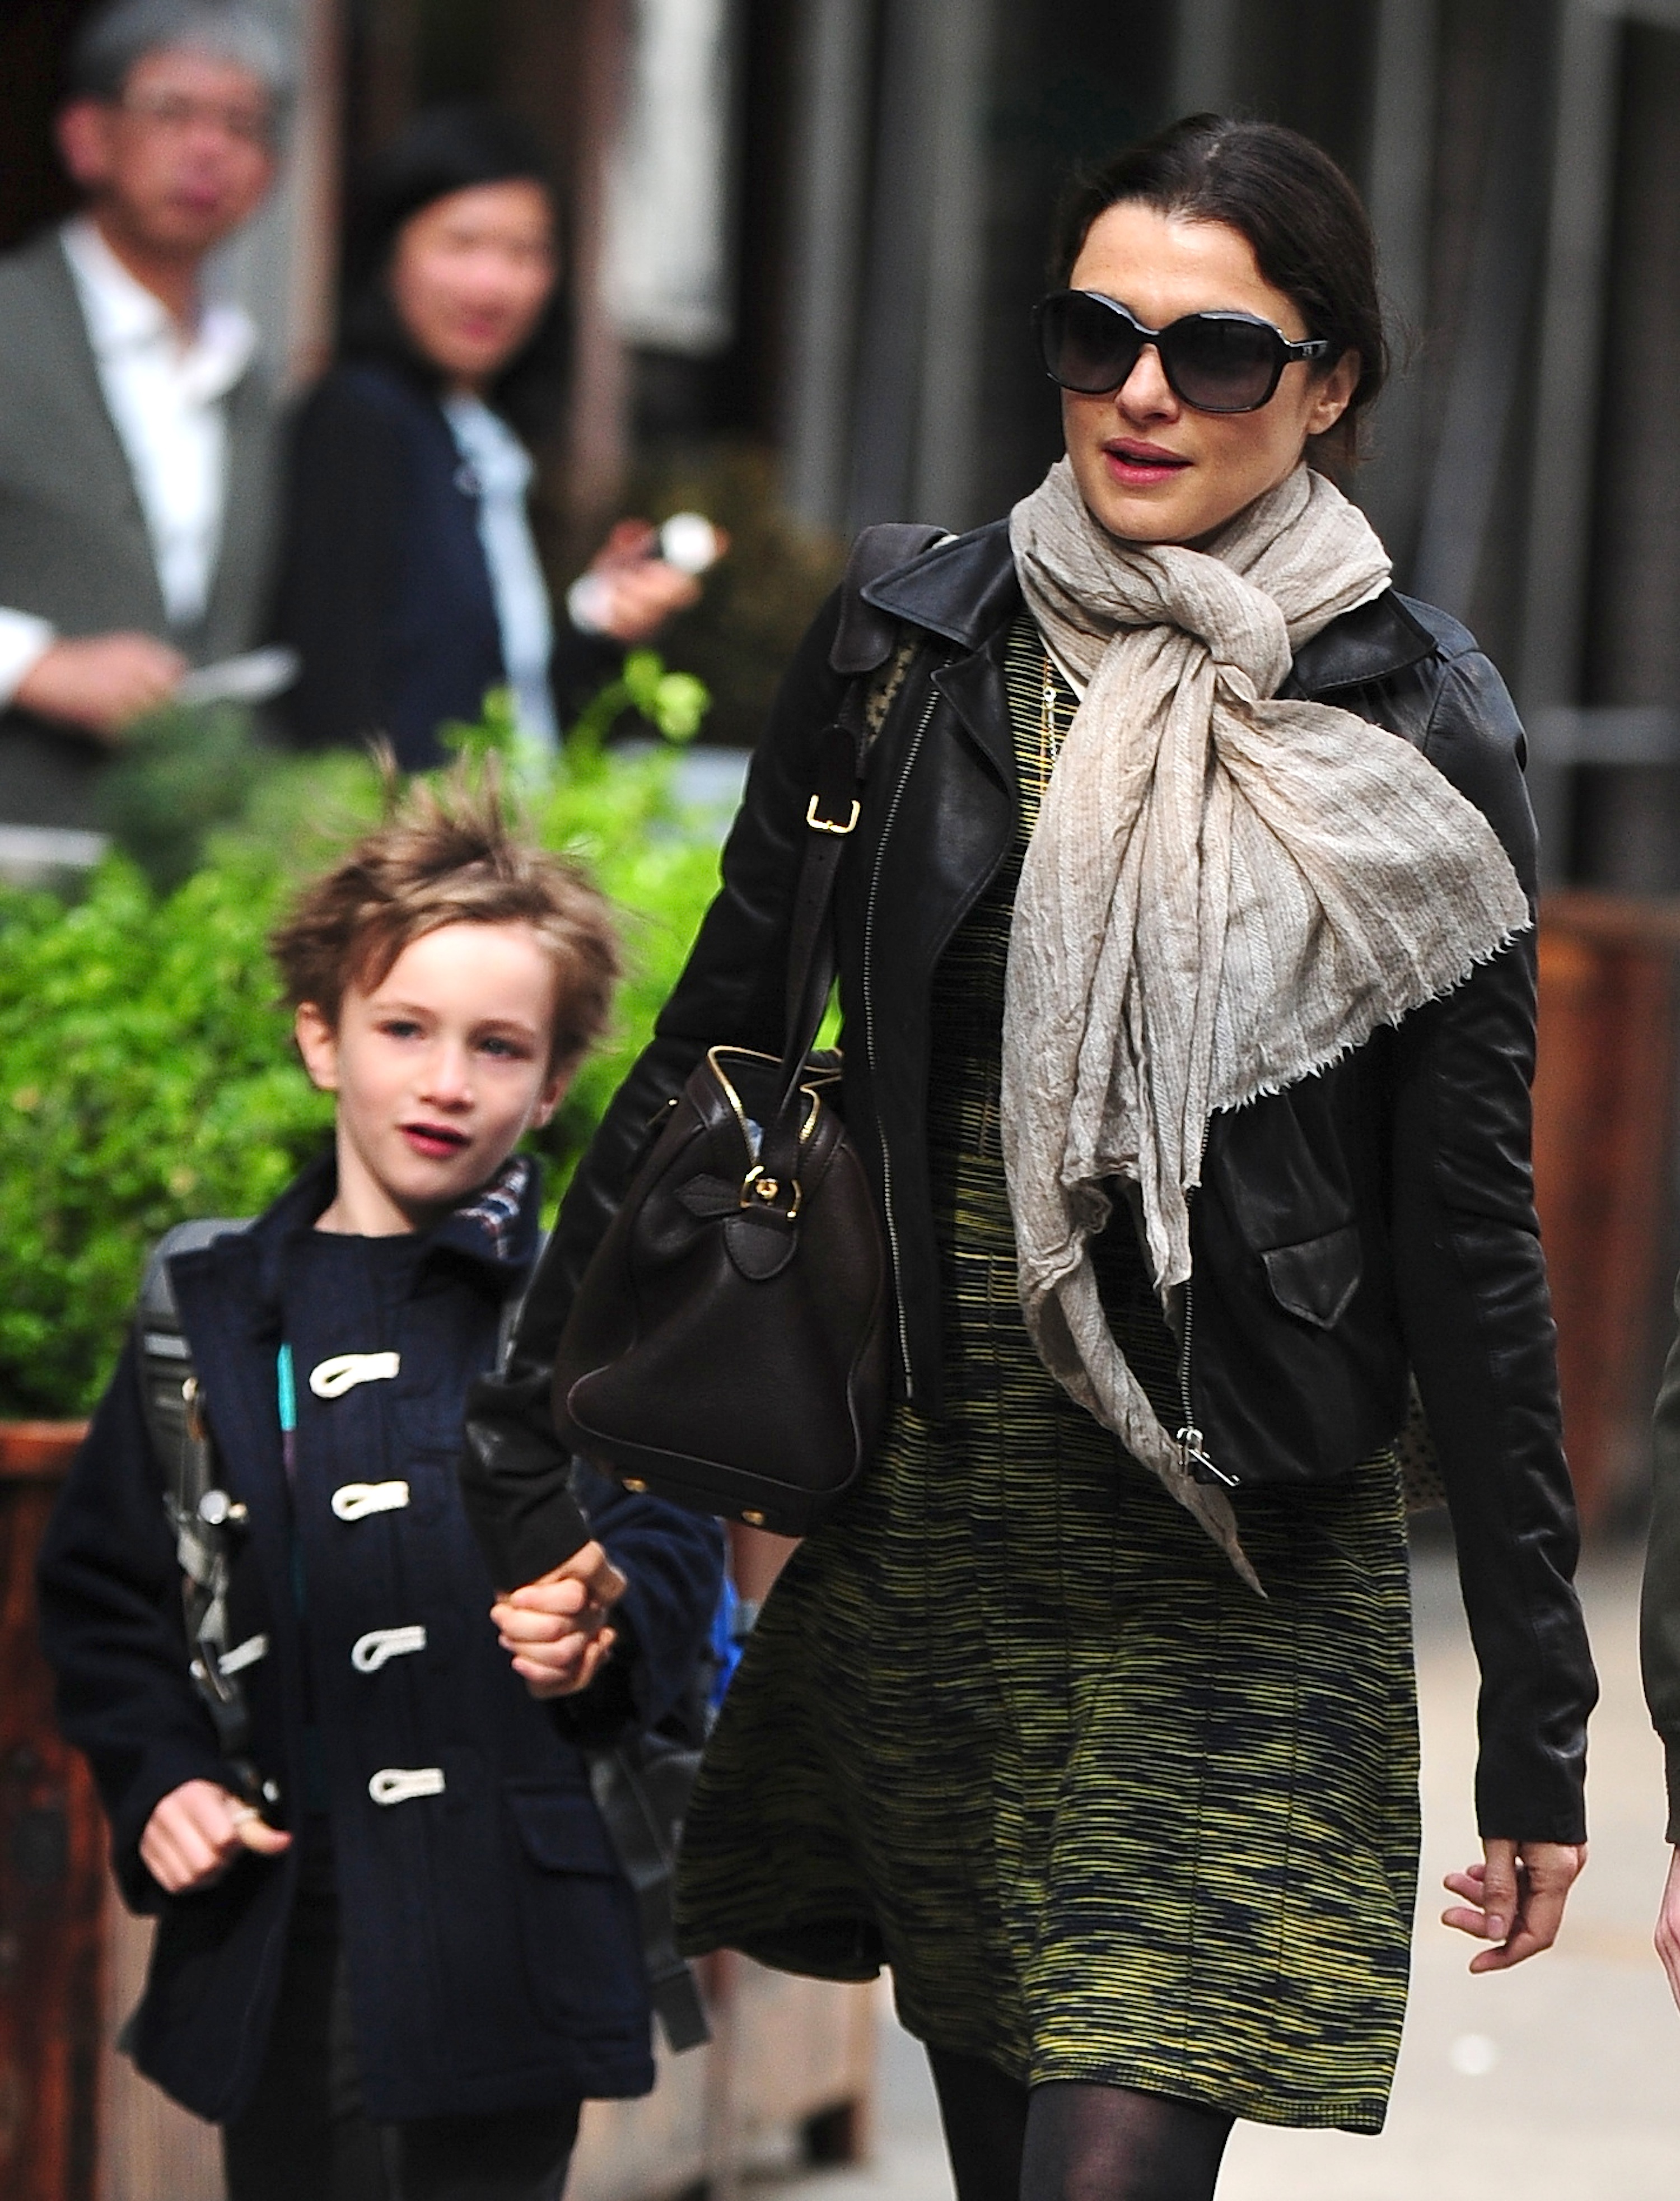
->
[1002,458,1529,1584]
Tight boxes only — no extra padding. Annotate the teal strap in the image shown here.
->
[277,1342,297,1435]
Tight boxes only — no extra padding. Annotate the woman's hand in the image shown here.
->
[1441,1838,1586,1971]
[573,519,726,645]
[1654,1846,1680,2008]
[491,1538,628,1700]
[140,1779,291,1894]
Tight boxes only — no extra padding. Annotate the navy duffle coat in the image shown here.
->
[36,1153,725,2125]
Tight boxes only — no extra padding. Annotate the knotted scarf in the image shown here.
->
[1002,458,1530,1583]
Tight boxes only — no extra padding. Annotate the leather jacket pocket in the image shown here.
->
[1260,1224,1362,1330]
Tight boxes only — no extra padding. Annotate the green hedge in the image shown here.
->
[0,681,729,1419]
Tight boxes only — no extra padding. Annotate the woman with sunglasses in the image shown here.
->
[486,114,1595,2200]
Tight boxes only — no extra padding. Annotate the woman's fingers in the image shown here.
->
[1441,1839,1586,1971]
[513,1626,617,1699]
[1655,1848,1680,2010]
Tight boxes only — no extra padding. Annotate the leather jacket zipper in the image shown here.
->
[862,686,940,1398]
[1175,1122,1238,1490]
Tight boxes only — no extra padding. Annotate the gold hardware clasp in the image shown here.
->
[806,795,860,836]
[740,1165,802,1220]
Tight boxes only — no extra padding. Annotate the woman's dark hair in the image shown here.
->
[338,104,567,444]
[1051,115,1387,468]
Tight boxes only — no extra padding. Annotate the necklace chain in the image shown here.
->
[1037,654,1063,802]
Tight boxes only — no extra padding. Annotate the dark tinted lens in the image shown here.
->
[1039,292,1143,394]
[1160,315,1282,411]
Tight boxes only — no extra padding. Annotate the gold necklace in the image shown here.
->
[1038,654,1061,801]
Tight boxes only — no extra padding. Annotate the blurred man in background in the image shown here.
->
[0,0,289,844]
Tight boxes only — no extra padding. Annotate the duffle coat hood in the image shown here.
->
[37,1151,724,2125]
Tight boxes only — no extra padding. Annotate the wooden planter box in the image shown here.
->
[0,1433,872,2201]
[1533,893,1680,1526]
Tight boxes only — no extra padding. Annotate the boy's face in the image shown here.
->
[295,921,568,1235]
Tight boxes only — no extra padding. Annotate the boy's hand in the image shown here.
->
[1441,1838,1586,1971]
[492,1540,628,1700]
[141,1778,291,1894]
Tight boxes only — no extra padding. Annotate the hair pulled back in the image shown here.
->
[1052,115,1387,467]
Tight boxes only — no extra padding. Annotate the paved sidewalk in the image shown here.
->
[758,1542,1679,2201]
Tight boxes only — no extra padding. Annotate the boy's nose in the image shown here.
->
[417,1044,474,1106]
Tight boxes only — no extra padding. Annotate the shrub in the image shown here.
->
[0,684,728,1419]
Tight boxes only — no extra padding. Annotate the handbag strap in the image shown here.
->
[758,525,948,1187]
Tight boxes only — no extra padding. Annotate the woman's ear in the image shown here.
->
[1306,349,1361,439]
[293,1002,340,1094]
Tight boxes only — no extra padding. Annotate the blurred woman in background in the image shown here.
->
[273,106,706,769]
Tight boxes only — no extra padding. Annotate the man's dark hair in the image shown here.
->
[1051,115,1388,468]
[339,105,568,446]
[70,0,295,113]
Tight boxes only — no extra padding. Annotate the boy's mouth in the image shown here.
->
[402,1122,471,1160]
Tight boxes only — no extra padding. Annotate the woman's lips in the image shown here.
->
[402,1123,470,1160]
[1103,442,1191,487]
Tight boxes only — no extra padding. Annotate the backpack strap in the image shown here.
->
[134,1218,263,1797]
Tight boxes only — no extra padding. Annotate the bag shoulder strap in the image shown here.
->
[776,525,951,1109]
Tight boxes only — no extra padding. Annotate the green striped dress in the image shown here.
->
[675,616,1421,2133]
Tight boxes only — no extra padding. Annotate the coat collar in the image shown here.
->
[231,1146,543,1316]
[857,514,1439,697]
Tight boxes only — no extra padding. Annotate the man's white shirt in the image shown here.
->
[0,217,257,707]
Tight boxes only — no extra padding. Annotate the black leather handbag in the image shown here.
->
[550,717,893,1536]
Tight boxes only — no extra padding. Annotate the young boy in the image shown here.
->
[38,776,724,2201]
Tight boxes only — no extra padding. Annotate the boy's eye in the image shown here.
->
[380,1018,423,1040]
[478,1034,531,1061]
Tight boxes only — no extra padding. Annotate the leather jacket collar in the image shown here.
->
[856,508,1439,700]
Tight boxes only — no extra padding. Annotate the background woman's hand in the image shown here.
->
[491,1538,628,1699]
[139,1778,291,1894]
[573,519,727,645]
[1654,1846,1680,2008]
[1441,1838,1586,1971]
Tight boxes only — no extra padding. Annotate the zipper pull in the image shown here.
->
[1177,1424,1239,1489]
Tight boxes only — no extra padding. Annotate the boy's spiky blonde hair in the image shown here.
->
[270,764,620,1074]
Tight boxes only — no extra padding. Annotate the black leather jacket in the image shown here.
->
[501,519,1594,1844]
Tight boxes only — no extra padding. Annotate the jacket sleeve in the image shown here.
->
[459,587,848,1555]
[543,1463,726,1748]
[1388,648,1597,1844]
[35,1342,228,1910]
[1642,1302,1680,1836]
[268,375,409,752]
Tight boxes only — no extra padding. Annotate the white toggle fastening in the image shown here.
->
[368,1765,446,1807]
[331,1480,411,1522]
[351,1625,428,1674]
[309,1351,401,1400]
[217,1633,269,1676]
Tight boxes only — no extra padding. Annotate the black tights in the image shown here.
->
[928,2048,1233,2201]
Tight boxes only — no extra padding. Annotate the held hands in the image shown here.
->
[491,1539,628,1700]
[140,1778,291,1895]
[1441,1837,1586,1971]
[14,633,186,739]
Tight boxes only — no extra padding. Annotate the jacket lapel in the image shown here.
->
[35,235,167,627]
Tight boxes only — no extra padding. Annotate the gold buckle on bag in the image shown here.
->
[806,795,860,835]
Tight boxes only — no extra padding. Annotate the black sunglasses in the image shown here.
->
[1034,289,1330,414]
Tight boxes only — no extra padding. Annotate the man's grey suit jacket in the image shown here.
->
[0,227,278,829]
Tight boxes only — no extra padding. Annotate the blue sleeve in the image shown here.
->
[550,1463,725,1745]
